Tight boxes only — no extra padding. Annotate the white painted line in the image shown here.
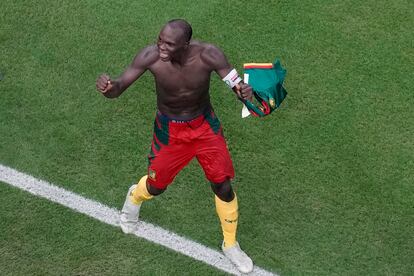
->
[0,164,277,276]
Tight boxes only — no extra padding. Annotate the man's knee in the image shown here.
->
[211,179,234,202]
[146,181,166,196]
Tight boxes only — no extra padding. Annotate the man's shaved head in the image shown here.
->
[166,19,192,42]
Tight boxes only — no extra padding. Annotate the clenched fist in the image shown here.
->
[235,83,253,102]
[96,74,113,93]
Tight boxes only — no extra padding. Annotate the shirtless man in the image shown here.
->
[96,19,253,273]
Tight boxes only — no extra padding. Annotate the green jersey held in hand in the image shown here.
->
[242,59,287,117]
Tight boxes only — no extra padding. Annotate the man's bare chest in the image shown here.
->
[150,62,211,91]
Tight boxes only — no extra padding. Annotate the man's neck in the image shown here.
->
[171,45,192,66]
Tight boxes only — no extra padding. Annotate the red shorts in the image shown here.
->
[147,108,235,189]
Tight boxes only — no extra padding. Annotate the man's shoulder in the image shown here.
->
[192,41,222,55]
[139,45,159,59]
[134,45,159,67]
[194,41,227,69]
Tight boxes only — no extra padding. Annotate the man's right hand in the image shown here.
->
[96,74,113,93]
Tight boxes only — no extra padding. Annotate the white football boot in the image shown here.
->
[222,242,254,274]
[119,184,141,234]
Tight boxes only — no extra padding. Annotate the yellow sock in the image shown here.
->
[130,175,153,205]
[215,194,238,248]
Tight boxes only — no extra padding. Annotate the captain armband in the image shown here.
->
[222,69,242,89]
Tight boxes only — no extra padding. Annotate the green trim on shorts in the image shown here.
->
[154,118,169,145]
[205,111,221,134]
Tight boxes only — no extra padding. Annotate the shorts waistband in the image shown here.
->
[156,107,212,124]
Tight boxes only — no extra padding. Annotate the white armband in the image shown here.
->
[222,69,242,88]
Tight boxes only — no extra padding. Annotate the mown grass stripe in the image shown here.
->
[0,163,277,276]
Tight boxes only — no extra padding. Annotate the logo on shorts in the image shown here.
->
[149,169,156,180]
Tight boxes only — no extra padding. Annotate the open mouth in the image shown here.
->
[159,51,169,61]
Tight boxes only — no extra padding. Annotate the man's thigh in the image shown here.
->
[147,139,195,190]
[196,130,235,184]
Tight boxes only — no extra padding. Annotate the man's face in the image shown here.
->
[157,25,187,62]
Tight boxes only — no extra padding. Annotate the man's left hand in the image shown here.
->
[235,83,253,102]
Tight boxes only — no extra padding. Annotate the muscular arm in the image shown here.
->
[97,46,157,98]
[200,44,252,100]
[200,44,233,79]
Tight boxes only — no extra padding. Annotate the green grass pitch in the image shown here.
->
[0,0,413,275]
